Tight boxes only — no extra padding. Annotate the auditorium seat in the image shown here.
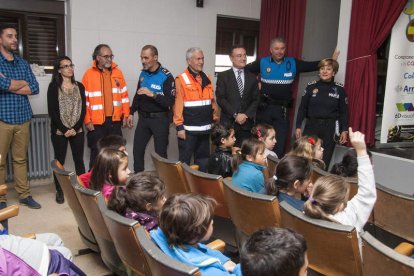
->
[373,184,414,243]
[266,154,279,177]
[362,232,414,275]
[99,196,150,275]
[151,152,193,196]
[73,182,126,275]
[181,163,230,219]
[280,201,362,276]
[222,178,280,248]
[136,227,201,276]
[50,160,99,253]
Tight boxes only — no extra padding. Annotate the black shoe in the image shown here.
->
[19,196,41,209]
[56,190,64,204]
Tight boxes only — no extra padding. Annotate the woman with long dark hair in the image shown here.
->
[47,56,86,203]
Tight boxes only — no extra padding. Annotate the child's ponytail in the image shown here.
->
[108,185,128,215]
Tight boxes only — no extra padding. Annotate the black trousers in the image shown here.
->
[256,104,289,157]
[133,115,169,172]
[303,118,337,168]
[233,125,252,148]
[178,132,210,172]
[51,132,85,192]
[87,117,122,170]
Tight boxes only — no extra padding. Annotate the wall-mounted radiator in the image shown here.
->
[6,115,52,182]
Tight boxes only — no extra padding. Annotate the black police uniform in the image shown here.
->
[296,79,348,166]
[130,63,175,172]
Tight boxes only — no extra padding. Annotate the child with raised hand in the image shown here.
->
[150,194,241,275]
[251,124,277,158]
[289,135,325,169]
[89,148,131,200]
[303,128,376,247]
[207,123,237,178]
[232,138,267,193]
[108,172,166,231]
[240,227,308,276]
[265,155,312,211]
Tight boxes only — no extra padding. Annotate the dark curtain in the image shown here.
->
[258,0,307,151]
[345,0,406,145]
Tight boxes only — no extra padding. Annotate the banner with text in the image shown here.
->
[381,1,414,143]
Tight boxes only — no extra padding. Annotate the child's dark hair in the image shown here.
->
[240,227,307,276]
[97,135,127,152]
[303,175,349,222]
[89,148,128,191]
[232,138,265,171]
[159,194,216,246]
[251,123,274,140]
[330,149,372,177]
[211,123,233,147]
[108,172,166,215]
[266,155,311,196]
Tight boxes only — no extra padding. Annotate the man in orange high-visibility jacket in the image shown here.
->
[173,47,219,172]
[82,44,130,169]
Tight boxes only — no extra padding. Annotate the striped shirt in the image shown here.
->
[0,52,39,124]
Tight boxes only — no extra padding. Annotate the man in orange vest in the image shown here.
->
[173,47,219,172]
[82,44,130,169]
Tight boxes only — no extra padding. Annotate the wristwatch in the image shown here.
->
[233,113,237,119]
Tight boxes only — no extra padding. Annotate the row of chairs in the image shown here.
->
[152,152,414,275]
[51,159,222,275]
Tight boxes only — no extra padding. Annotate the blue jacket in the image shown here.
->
[232,161,266,193]
[277,192,305,211]
[150,228,241,275]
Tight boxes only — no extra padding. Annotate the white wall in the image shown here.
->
[30,0,261,172]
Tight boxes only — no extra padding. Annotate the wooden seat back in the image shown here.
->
[181,163,230,218]
[99,199,150,275]
[362,232,414,276]
[374,184,414,243]
[151,152,189,196]
[280,201,362,276]
[135,227,201,276]
[73,182,126,275]
[50,160,99,253]
[222,178,280,236]
[266,155,280,177]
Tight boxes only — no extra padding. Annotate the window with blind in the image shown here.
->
[215,16,259,73]
[0,2,65,73]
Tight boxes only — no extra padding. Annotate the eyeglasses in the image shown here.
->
[59,64,75,69]
[233,54,247,58]
[99,54,114,60]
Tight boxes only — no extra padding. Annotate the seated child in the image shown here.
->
[207,123,237,178]
[303,128,376,251]
[89,148,131,200]
[0,224,85,275]
[330,149,372,178]
[232,138,267,193]
[265,155,312,211]
[289,135,325,170]
[150,194,241,275]
[108,172,166,231]
[79,134,127,187]
[240,227,308,276]
[251,124,277,158]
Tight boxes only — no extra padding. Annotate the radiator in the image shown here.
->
[6,115,52,182]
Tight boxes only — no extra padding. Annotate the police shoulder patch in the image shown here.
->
[307,80,317,86]
[335,82,344,87]
[162,68,172,76]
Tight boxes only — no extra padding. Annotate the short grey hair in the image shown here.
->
[270,37,286,48]
[186,47,203,61]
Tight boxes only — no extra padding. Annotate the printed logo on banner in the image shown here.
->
[396,103,414,112]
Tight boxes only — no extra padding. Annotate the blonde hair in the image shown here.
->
[289,136,321,159]
[318,58,339,73]
[303,175,349,222]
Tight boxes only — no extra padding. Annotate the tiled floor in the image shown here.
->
[6,180,110,275]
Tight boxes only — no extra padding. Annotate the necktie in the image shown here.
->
[237,69,243,97]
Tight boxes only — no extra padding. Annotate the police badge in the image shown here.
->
[266,67,271,73]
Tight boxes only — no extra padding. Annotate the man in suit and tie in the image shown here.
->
[216,45,260,147]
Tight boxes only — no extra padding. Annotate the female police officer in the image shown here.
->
[295,58,348,167]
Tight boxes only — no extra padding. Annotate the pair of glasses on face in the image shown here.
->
[59,64,75,69]
[100,54,114,60]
